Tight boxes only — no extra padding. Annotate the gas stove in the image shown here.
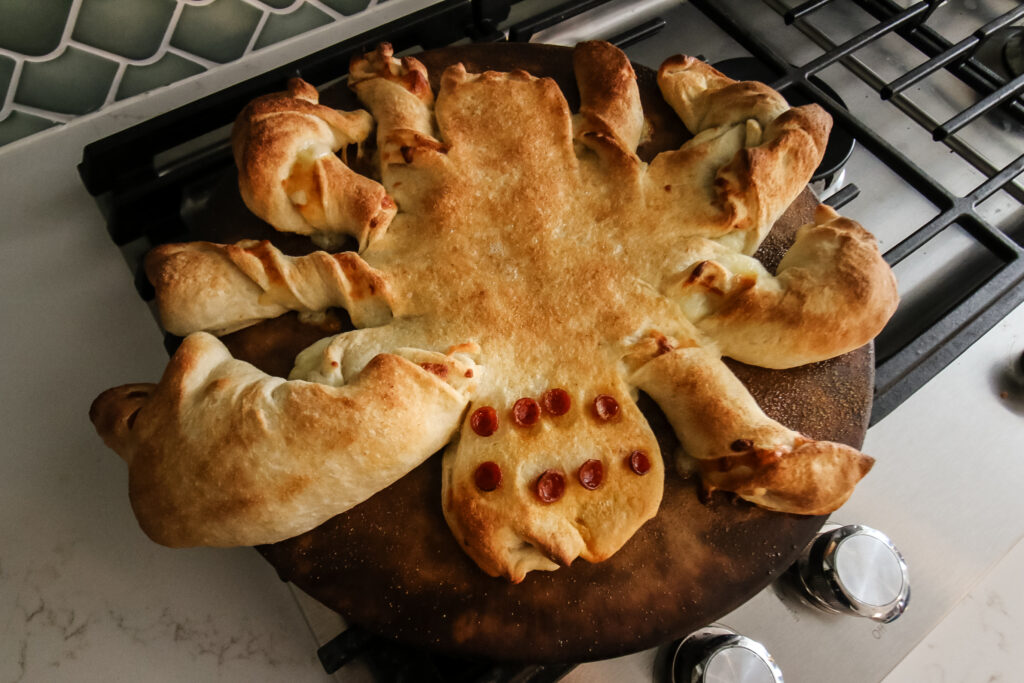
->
[77,1,1024,681]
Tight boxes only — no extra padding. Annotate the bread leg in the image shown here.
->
[349,44,446,187]
[232,78,396,250]
[90,332,477,547]
[572,40,644,171]
[145,240,393,336]
[663,205,899,368]
[649,56,831,253]
[629,343,872,515]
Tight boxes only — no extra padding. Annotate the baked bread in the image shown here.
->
[667,203,899,368]
[90,332,476,547]
[93,41,898,582]
[231,77,396,250]
[629,340,873,515]
[653,55,832,254]
[144,239,393,336]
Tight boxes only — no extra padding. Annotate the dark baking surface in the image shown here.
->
[201,44,873,664]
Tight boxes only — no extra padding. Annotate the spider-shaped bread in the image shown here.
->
[91,42,897,583]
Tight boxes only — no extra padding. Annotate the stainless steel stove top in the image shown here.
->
[75,1,1024,681]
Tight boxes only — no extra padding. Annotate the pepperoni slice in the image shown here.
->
[628,450,652,475]
[592,395,620,421]
[541,388,571,416]
[470,406,498,437]
[512,397,541,427]
[474,462,502,491]
[578,459,604,490]
[535,470,565,503]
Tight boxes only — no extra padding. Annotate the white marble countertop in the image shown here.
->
[0,90,334,683]
[2,10,1023,681]
[0,8,413,681]
[0,115,329,683]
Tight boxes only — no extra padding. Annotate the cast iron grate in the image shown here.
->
[691,0,1024,424]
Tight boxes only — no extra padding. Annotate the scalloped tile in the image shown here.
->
[321,0,373,16]
[71,0,178,61]
[254,4,332,50]
[116,53,207,100]
[0,0,398,150]
[170,0,263,64]
[0,111,59,146]
[0,0,74,57]
[14,47,119,115]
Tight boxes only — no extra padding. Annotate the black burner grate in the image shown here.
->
[315,623,576,681]
[691,0,1024,424]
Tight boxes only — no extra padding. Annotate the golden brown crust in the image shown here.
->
[89,332,476,547]
[665,204,900,368]
[573,40,643,171]
[652,55,832,252]
[231,77,396,250]
[630,346,873,515]
[442,378,664,583]
[144,239,394,336]
[349,44,439,167]
[658,55,787,131]
[699,437,874,516]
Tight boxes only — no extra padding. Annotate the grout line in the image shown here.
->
[4,102,73,123]
[61,0,86,50]
[163,45,219,70]
[307,0,346,21]
[243,5,272,58]
[159,1,186,59]
[252,0,312,15]
[0,58,25,122]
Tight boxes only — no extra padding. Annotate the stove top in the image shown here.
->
[75,1,1024,681]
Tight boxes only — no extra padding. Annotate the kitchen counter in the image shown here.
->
[3,12,1023,682]
[0,98,327,682]
[0,12,400,681]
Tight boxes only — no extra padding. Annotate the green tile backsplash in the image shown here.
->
[254,4,334,50]
[0,54,15,104]
[117,53,206,100]
[15,46,120,115]
[0,0,75,57]
[0,0,398,149]
[71,0,178,61]
[0,110,59,147]
[171,0,264,64]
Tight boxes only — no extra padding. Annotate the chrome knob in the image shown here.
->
[794,524,910,622]
[670,626,784,683]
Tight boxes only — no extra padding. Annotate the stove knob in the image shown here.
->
[670,626,784,683]
[794,523,910,622]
